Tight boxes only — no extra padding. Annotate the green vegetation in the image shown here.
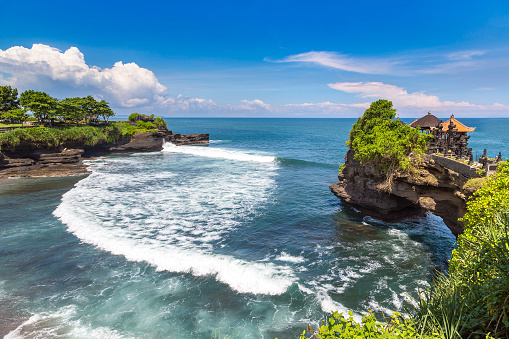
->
[154,116,167,129]
[301,161,509,338]
[0,122,139,150]
[348,99,430,174]
[1,86,115,126]
[300,102,508,338]
[135,120,157,132]
[128,112,155,122]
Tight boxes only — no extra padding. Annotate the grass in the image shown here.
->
[0,122,156,150]
[0,123,23,128]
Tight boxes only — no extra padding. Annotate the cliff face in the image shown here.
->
[0,130,210,177]
[330,149,477,235]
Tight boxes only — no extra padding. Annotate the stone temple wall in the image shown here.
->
[430,154,479,179]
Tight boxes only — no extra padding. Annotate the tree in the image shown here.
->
[128,113,142,122]
[19,90,58,125]
[80,95,99,120]
[95,100,115,122]
[60,97,85,126]
[154,116,167,129]
[347,99,430,173]
[3,108,29,125]
[0,86,20,112]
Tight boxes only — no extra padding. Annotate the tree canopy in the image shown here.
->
[0,85,20,112]
[347,99,430,173]
[19,90,58,123]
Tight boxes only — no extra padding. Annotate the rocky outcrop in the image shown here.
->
[169,133,209,146]
[83,131,171,155]
[330,149,478,235]
[0,149,88,177]
[0,129,210,178]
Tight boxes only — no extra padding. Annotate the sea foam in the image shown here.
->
[162,142,276,163]
[53,146,294,295]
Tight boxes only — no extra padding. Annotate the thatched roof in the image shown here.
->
[409,112,442,129]
[442,115,475,133]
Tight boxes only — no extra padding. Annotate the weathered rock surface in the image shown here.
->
[330,149,477,235]
[169,133,209,146]
[0,129,209,178]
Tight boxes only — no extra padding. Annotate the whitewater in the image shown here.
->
[0,118,485,338]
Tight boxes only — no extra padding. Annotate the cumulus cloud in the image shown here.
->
[238,99,271,111]
[328,81,509,113]
[0,44,281,115]
[0,44,170,107]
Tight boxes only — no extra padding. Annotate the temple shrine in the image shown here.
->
[410,113,476,161]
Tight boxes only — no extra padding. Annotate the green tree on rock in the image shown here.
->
[60,97,85,126]
[3,108,29,125]
[348,99,429,174]
[19,90,58,125]
[0,85,20,112]
[95,100,115,122]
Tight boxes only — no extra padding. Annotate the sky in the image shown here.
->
[1,0,509,118]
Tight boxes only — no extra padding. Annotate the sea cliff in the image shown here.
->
[330,149,478,235]
[0,129,209,177]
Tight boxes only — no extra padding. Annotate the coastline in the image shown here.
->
[0,162,91,179]
[0,130,209,179]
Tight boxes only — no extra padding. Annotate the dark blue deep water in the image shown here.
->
[1,118,507,338]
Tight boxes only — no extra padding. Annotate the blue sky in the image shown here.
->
[1,0,508,117]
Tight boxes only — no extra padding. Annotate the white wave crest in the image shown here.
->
[5,305,127,339]
[162,142,275,163]
[54,201,293,295]
[275,252,306,264]
[53,149,292,295]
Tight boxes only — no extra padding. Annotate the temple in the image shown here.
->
[409,112,475,161]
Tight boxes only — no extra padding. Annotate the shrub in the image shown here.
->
[0,122,139,150]
[153,116,167,129]
[299,311,438,339]
[135,120,156,131]
[348,100,430,174]
[128,113,142,122]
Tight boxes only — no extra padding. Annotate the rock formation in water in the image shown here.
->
[0,129,209,177]
[330,149,478,235]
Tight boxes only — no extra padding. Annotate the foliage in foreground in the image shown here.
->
[300,150,508,338]
[0,122,147,150]
[347,99,430,173]
[299,311,440,339]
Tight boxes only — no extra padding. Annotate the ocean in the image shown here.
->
[1,118,507,338]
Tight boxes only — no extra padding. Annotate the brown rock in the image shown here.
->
[330,149,472,235]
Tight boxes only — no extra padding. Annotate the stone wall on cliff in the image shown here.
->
[330,149,478,235]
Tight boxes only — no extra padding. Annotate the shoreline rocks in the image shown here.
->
[0,130,209,178]
[330,149,477,235]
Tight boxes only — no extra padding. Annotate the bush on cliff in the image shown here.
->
[347,100,430,174]
[154,116,167,129]
[0,122,142,150]
[300,163,509,338]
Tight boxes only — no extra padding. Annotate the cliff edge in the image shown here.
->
[330,149,478,235]
[0,130,209,177]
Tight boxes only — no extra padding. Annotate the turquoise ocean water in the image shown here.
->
[1,118,507,338]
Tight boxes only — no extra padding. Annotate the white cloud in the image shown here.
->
[284,101,370,114]
[238,99,271,111]
[0,44,168,107]
[447,50,486,60]
[275,51,399,75]
[0,44,281,115]
[328,81,509,113]
[276,48,507,76]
